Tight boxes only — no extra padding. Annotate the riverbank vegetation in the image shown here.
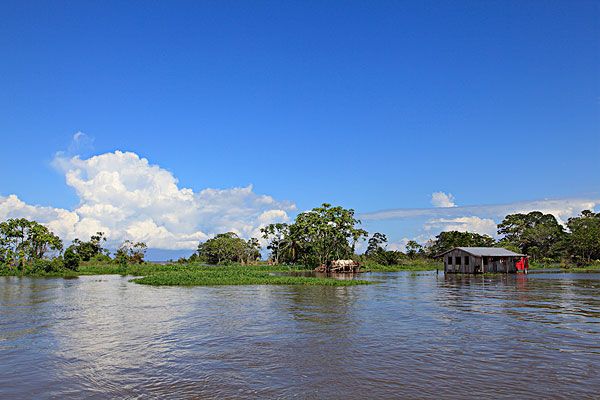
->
[528,260,600,272]
[258,203,368,267]
[131,264,371,286]
[0,223,148,276]
[382,210,600,268]
[361,258,442,272]
[1,205,599,283]
[0,261,372,286]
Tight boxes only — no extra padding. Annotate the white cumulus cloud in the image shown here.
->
[430,192,456,208]
[1,150,295,250]
[0,194,80,240]
[424,216,498,237]
[361,197,600,222]
[387,238,411,252]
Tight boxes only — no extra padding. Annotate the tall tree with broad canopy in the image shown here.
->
[0,218,62,268]
[405,240,423,258]
[566,210,600,264]
[497,211,566,260]
[197,232,261,265]
[70,232,109,261]
[262,203,367,267]
[260,223,290,264]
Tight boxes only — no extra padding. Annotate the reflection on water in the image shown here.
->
[1,272,600,399]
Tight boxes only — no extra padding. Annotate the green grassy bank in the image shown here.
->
[529,261,600,272]
[361,258,442,272]
[132,267,371,286]
[1,262,373,286]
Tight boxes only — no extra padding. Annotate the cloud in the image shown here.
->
[2,150,294,250]
[0,194,79,240]
[431,192,456,208]
[360,197,600,224]
[4,146,598,254]
[386,234,435,252]
[424,216,498,237]
[52,132,95,171]
[360,195,600,247]
[70,131,94,151]
[387,238,411,252]
[429,192,499,238]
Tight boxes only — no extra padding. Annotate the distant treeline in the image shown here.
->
[430,210,600,265]
[189,205,600,267]
[2,205,599,274]
[258,206,600,267]
[0,219,147,274]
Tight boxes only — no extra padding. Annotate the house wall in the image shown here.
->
[482,256,517,273]
[444,250,518,274]
[443,249,481,274]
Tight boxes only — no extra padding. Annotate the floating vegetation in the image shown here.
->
[78,262,373,286]
[361,259,442,272]
[132,268,372,286]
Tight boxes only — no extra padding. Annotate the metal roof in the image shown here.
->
[438,247,525,257]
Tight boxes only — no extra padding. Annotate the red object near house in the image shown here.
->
[516,257,529,272]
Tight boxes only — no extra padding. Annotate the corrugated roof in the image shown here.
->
[439,247,524,257]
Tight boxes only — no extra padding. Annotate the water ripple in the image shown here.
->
[1,273,600,398]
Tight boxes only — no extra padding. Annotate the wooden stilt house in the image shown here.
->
[438,247,525,274]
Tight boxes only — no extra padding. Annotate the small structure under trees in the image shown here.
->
[315,259,361,273]
[260,203,367,267]
[437,247,525,274]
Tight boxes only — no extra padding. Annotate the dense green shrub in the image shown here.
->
[63,247,80,271]
[26,258,65,274]
[0,263,12,274]
[69,232,108,261]
[114,250,128,267]
[90,253,112,263]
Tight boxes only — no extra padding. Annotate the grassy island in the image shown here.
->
[1,262,374,286]
[130,265,372,286]
[362,259,442,272]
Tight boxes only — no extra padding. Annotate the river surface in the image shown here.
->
[1,271,600,399]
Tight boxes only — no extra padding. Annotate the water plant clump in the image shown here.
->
[78,262,374,286]
[131,267,372,286]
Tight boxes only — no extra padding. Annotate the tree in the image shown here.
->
[405,240,423,258]
[363,232,404,266]
[565,210,600,264]
[197,232,250,264]
[366,233,387,255]
[260,223,290,264]
[27,222,62,260]
[114,240,148,264]
[70,232,108,261]
[289,203,368,267]
[244,238,261,264]
[427,231,495,256]
[497,212,566,260]
[0,218,62,268]
[259,204,368,267]
[63,246,80,271]
[114,249,129,267]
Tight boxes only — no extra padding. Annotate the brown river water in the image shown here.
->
[1,271,600,399]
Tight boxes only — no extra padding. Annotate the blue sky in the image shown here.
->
[1,1,599,258]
